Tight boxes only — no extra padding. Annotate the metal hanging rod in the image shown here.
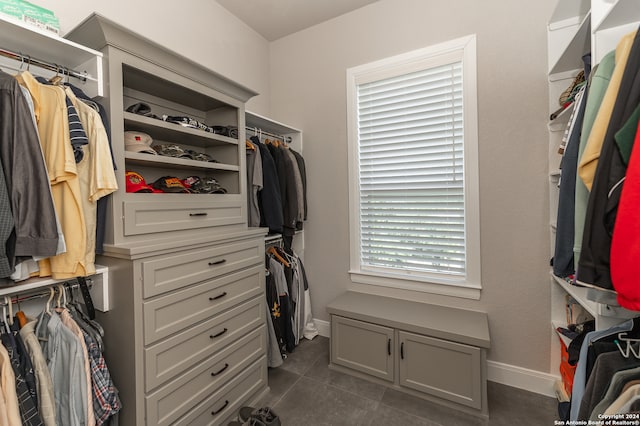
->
[0,278,93,307]
[246,126,292,143]
[0,46,88,81]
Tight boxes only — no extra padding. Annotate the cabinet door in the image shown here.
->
[398,331,482,409]
[331,316,394,382]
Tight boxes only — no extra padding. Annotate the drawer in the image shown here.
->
[123,199,244,236]
[144,296,263,390]
[142,238,263,298]
[143,265,263,344]
[175,357,268,426]
[146,326,267,426]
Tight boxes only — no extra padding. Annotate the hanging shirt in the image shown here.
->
[578,30,636,190]
[1,330,43,425]
[36,311,89,426]
[19,318,56,426]
[65,88,118,276]
[0,341,21,426]
[15,71,88,280]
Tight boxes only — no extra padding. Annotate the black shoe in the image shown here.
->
[238,406,281,426]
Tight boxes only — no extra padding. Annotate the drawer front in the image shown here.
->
[331,316,394,382]
[145,296,263,391]
[143,265,263,344]
[175,357,268,426]
[398,331,482,409]
[123,199,244,236]
[146,326,267,426]
[142,238,263,298]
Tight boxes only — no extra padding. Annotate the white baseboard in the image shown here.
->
[487,360,559,398]
[314,318,331,338]
[315,317,559,398]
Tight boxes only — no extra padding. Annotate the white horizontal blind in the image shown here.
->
[356,61,465,277]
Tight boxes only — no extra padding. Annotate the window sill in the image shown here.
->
[349,270,481,300]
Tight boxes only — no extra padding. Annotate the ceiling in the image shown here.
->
[215,0,379,41]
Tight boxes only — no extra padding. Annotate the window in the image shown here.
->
[346,35,480,299]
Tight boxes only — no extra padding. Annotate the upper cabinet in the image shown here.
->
[66,14,258,249]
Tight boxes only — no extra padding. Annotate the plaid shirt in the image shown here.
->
[82,330,121,425]
[1,330,43,426]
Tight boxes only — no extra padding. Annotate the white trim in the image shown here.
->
[346,34,481,296]
[487,360,558,398]
[349,273,481,300]
[314,318,331,338]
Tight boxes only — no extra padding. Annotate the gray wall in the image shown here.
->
[268,0,556,372]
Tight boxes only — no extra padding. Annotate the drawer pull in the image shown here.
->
[211,400,229,416]
[387,338,391,356]
[189,212,208,217]
[209,292,228,301]
[210,328,228,339]
[211,363,229,377]
[401,342,405,360]
[208,259,226,266]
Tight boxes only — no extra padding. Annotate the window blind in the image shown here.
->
[356,61,466,276]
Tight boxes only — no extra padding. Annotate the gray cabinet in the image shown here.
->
[66,14,268,426]
[331,316,394,381]
[328,292,490,418]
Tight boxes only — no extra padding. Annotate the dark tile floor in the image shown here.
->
[250,336,559,426]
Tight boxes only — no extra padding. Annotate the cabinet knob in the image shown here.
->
[401,342,405,359]
[387,338,391,356]
[189,212,208,217]
[210,328,228,339]
[208,259,226,266]
[209,292,227,301]
[211,363,229,377]
[211,400,229,416]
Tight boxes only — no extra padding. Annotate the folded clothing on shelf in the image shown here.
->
[126,102,161,119]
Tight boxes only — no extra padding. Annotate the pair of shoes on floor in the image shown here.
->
[228,406,281,425]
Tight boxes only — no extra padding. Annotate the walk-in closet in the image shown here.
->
[3,0,640,425]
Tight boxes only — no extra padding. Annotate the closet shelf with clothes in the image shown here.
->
[0,265,110,312]
[0,274,121,426]
[0,13,103,97]
[246,111,307,255]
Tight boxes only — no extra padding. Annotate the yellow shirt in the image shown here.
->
[65,87,118,276]
[578,30,637,190]
[15,71,87,279]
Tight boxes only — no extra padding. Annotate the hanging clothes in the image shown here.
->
[15,71,89,280]
[253,136,284,234]
[246,139,263,227]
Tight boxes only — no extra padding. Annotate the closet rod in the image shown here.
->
[246,126,292,143]
[0,47,88,81]
[0,278,93,307]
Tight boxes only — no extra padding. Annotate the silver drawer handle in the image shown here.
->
[189,212,208,217]
[211,363,229,377]
[209,292,227,301]
[208,259,226,266]
[210,328,228,339]
[211,400,228,416]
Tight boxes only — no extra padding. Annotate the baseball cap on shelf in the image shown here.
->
[124,131,157,155]
[125,171,155,193]
[152,144,193,159]
[151,176,189,193]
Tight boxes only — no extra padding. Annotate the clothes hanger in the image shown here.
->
[45,286,55,314]
[267,246,290,267]
[49,64,63,85]
[2,297,9,334]
[246,139,256,151]
[6,295,13,327]
[615,332,640,359]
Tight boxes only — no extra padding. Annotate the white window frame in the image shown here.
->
[346,34,481,300]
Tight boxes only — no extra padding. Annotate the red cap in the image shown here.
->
[125,171,155,193]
